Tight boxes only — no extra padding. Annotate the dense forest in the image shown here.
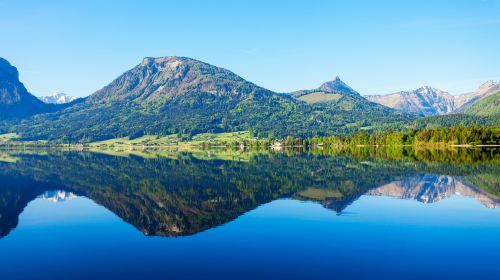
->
[297,126,499,147]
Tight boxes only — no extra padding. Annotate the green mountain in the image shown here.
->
[10,56,411,142]
[464,92,500,116]
[0,57,52,119]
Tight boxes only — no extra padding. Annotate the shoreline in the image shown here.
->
[1,143,499,150]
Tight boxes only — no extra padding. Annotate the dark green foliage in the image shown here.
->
[411,114,500,129]
[302,126,500,146]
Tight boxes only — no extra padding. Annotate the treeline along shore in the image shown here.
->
[1,126,498,149]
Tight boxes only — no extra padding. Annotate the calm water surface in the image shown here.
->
[0,148,499,280]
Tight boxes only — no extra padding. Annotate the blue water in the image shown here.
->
[1,194,499,280]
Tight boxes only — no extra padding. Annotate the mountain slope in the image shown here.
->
[0,57,52,119]
[464,92,500,116]
[366,86,456,116]
[455,80,500,112]
[10,56,411,142]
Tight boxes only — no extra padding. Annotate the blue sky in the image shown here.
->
[1,0,499,97]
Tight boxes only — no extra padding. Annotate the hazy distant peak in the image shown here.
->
[478,80,497,89]
[39,92,77,104]
[473,80,499,93]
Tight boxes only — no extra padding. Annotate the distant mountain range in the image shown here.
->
[366,81,500,116]
[0,55,498,142]
[38,92,78,104]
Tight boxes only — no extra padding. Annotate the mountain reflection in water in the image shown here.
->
[0,147,498,239]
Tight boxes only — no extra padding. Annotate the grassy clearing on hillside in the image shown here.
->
[189,131,256,145]
[296,188,343,200]
[0,132,52,146]
[89,131,257,147]
[298,92,342,104]
[90,135,179,146]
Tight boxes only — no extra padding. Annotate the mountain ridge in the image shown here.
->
[366,81,500,116]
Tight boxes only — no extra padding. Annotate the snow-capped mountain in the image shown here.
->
[39,92,77,104]
[366,80,500,116]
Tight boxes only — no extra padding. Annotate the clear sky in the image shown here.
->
[1,0,499,97]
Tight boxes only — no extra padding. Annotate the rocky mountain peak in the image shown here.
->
[88,56,265,104]
[140,56,184,67]
[415,86,451,97]
[318,76,359,96]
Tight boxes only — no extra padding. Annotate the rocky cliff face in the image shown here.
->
[0,57,50,119]
[317,76,360,96]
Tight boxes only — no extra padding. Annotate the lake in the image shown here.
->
[0,147,499,280]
